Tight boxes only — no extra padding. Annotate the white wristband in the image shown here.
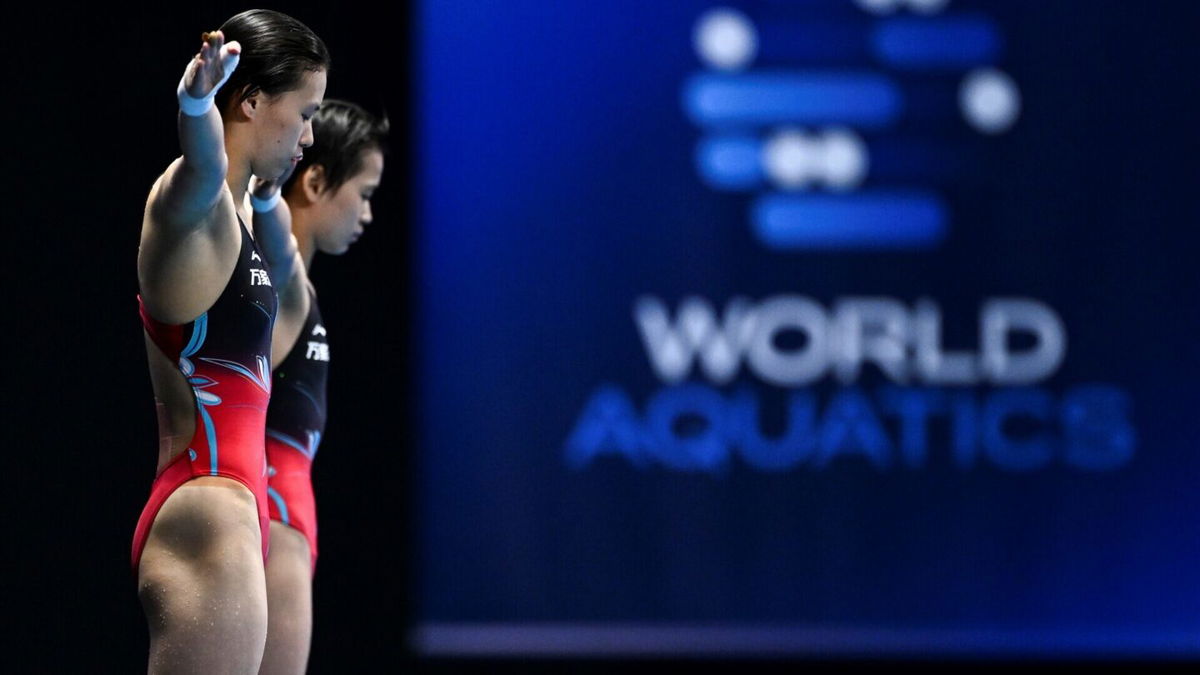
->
[177,47,240,117]
[250,189,282,213]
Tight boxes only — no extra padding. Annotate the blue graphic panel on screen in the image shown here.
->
[685,1,1020,250]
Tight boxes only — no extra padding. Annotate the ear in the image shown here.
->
[238,86,263,120]
[303,164,327,202]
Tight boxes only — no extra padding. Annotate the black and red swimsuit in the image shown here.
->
[131,215,278,570]
[265,286,328,570]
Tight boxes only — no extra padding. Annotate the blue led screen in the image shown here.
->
[414,0,1200,657]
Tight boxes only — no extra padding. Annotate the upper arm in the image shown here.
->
[249,193,300,288]
[147,154,229,234]
[271,264,312,369]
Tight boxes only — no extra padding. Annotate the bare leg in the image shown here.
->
[259,522,313,675]
[138,478,268,674]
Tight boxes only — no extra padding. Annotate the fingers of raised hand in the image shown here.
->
[185,31,217,94]
[180,29,241,104]
[196,31,220,70]
[201,30,224,53]
[201,32,240,64]
[191,31,242,94]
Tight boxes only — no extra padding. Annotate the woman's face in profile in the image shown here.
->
[313,149,384,255]
[253,69,327,181]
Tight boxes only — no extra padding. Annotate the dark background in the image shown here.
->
[4,1,1199,672]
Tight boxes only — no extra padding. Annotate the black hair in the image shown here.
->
[283,99,390,196]
[214,9,331,116]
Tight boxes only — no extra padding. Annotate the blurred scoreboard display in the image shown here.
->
[413,0,1200,657]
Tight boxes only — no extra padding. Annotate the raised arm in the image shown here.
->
[149,31,241,232]
[249,175,311,368]
[249,174,304,294]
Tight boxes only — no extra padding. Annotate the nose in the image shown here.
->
[299,119,314,149]
[361,200,373,225]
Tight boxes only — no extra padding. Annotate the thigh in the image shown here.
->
[261,522,313,675]
[137,478,269,674]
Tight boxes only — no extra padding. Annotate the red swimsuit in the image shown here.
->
[131,216,278,571]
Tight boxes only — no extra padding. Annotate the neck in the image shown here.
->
[294,213,318,271]
[225,155,252,222]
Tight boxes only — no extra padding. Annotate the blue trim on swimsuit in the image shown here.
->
[267,486,290,525]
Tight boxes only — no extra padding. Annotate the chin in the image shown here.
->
[319,241,351,256]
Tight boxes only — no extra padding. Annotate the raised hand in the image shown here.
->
[182,30,241,102]
[162,29,244,228]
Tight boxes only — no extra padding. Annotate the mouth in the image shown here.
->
[290,154,303,164]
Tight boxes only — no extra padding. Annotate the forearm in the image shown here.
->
[150,31,240,229]
[151,114,228,227]
[251,192,299,287]
[177,106,227,175]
